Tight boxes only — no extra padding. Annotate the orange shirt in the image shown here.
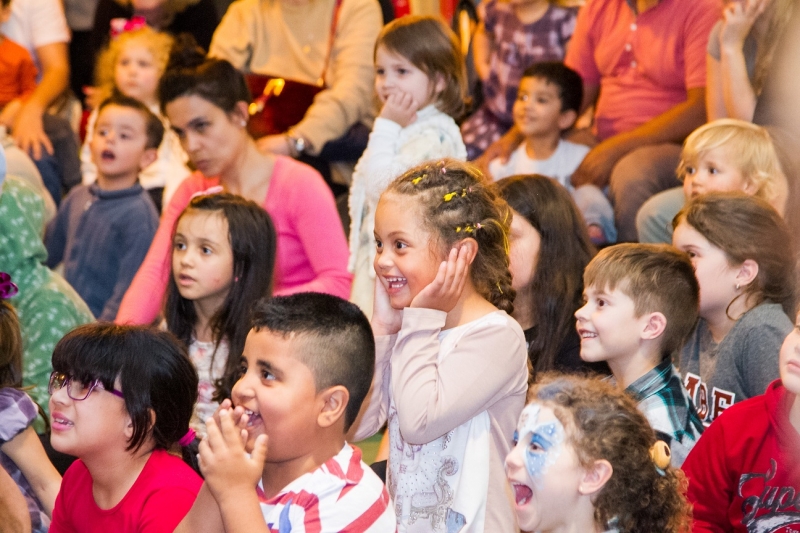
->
[0,36,37,107]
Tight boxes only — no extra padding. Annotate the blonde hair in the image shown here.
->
[94,26,174,103]
[677,119,786,205]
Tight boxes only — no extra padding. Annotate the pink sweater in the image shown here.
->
[116,156,352,324]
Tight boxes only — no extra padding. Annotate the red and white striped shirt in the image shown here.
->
[257,444,396,533]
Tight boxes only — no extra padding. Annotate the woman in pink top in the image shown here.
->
[116,56,351,324]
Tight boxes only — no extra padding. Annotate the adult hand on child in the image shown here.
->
[199,409,268,504]
[12,102,52,160]
[570,134,631,188]
[410,245,470,313]
[380,91,418,128]
[371,276,403,336]
[719,0,770,51]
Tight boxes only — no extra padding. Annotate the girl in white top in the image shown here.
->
[164,193,276,438]
[353,160,529,533]
[348,16,468,316]
[82,27,191,208]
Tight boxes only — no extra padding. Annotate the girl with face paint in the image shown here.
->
[505,374,692,533]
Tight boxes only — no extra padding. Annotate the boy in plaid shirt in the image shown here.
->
[575,243,703,466]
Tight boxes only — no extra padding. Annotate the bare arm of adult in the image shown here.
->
[714,0,768,121]
[473,125,524,174]
[472,3,490,82]
[0,465,31,533]
[0,427,61,516]
[571,86,706,188]
[11,42,70,160]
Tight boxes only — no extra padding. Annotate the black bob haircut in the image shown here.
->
[521,61,584,115]
[249,293,375,431]
[51,324,198,453]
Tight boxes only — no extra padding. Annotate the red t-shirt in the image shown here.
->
[565,0,720,141]
[49,449,202,533]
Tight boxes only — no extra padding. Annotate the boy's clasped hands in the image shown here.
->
[200,400,269,504]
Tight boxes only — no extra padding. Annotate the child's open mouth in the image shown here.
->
[385,276,406,290]
[101,150,115,161]
[512,483,532,506]
[244,409,262,427]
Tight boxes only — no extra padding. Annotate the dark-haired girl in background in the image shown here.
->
[497,174,608,380]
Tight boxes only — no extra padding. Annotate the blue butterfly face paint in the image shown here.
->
[506,403,580,532]
[514,403,565,483]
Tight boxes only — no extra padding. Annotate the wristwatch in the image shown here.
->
[286,133,306,157]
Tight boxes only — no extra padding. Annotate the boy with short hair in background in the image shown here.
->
[45,94,162,320]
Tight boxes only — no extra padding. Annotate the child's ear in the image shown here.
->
[735,259,759,290]
[317,386,349,429]
[557,109,578,131]
[579,459,612,496]
[641,311,667,341]
[433,73,447,99]
[138,147,158,170]
[456,237,479,265]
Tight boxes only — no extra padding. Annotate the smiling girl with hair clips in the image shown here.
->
[348,15,468,316]
[48,323,202,532]
[353,159,529,532]
[673,192,796,425]
[507,373,691,533]
[165,192,276,438]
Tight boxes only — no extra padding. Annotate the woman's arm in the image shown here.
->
[0,427,61,517]
[115,177,199,324]
[472,3,491,83]
[271,163,352,299]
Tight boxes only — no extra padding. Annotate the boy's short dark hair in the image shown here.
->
[98,93,165,150]
[52,323,198,453]
[522,61,583,116]
[583,244,700,359]
[250,293,375,431]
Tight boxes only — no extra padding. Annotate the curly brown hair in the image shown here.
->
[529,374,692,533]
[385,159,515,314]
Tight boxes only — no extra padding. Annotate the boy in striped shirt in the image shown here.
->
[176,293,396,533]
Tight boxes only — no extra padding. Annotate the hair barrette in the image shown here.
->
[496,281,504,295]
[650,440,671,476]
[179,428,196,447]
[412,175,425,185]
[190,185,224,200]
[443,189,468,202]
[0,272,19,299]
[109,16,147,40]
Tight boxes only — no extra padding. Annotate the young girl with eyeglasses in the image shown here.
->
[48,323,202,533]
[0,273,61,533]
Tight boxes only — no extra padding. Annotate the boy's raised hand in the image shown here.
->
[371,276,403,336]
[199,409,268,503]
[411,245,470,312]
[380,91,418,128]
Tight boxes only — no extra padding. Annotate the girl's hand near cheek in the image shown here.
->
[411,245,469,312]
[199,409,268,503]
[371,276,403,336]
[380,91,418,127]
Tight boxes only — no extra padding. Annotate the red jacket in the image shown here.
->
[682,380,800,533]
